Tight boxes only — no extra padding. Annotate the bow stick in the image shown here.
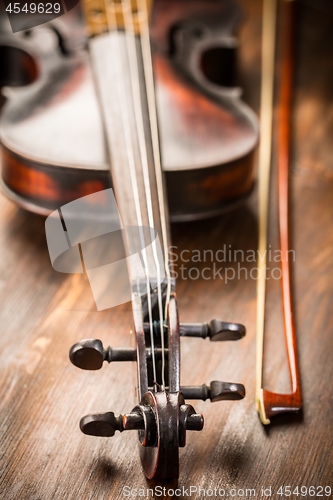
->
[256,0,302,424]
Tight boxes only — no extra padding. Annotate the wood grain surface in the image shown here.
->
[0,0,333,498]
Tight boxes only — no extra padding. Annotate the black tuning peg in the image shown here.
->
[208,319,245,341]
[179,319,245,341]
[69,339,107,370]
[70,339,168,371]
[80,412,124,437]
[181,381,245,402]
[69,339,137,370]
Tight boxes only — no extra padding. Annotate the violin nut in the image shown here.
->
[69,339,106,370]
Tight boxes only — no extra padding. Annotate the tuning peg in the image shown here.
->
[70,339,169,370]
[179,320,245,341]
[179,404,204,447]
[208,319,245,341]
[181,381,245,402]
[209,381,245,401]
[80,412,124,437]
[69,339,137,370]
[186,412,204,430]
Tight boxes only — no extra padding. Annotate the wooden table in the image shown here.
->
[0,1,332,498]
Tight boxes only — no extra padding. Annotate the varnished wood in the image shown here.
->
[0,0,333,496]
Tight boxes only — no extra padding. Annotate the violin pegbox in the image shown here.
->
[69,317,246,442]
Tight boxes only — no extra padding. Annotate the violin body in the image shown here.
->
[0,0,258,221]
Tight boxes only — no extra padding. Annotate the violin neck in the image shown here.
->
[89,19,172,301]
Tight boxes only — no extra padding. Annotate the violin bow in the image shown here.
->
[256,0,302,424]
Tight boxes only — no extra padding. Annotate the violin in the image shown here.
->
[0,0,258,221]
[0,0,258,480]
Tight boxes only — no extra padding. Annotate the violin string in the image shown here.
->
[103,0,158,385]
[121,0,166,389]
[137,0,172,356]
